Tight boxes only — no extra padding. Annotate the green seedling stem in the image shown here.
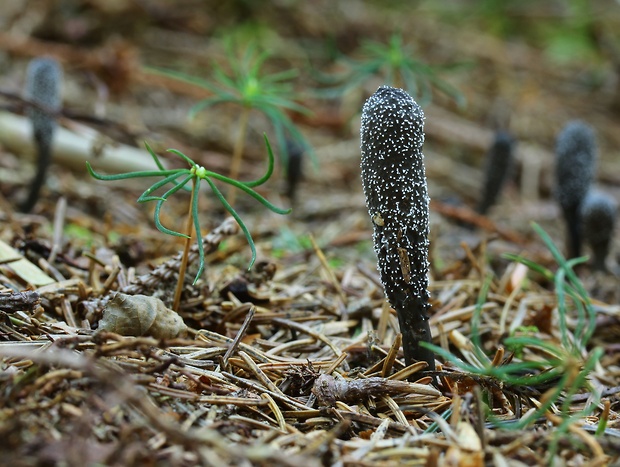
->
[228,107,251,206]
[171,178,198,311]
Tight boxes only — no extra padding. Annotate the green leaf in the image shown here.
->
[137,172,192,203]
[208,171,291,215]
[86,161,180,181]
[204,177,258,270]
[241,134,275,188]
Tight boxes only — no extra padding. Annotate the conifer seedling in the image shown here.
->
[87,135,290,310]
[148,42,312,205]
[323,33,464,108]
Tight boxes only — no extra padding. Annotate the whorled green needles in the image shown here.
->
[86,134,290,285]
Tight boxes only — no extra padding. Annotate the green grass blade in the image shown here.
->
[166,148,198,167]
[204,177,257,270]
[188,96,237,119]
[471,273,493,363]
[207,173,291,215]
[212,62,240,91]
[503,253,554,280]
[260,105,316,169]
[420,342,480,373]
[137,172,192,203]
[86,162,179,181]
[153,198,190,238]
[239,134,275,188]
[261,68,299,85]
[143,66,212,89]
[554,267,572,351]
[144,141,169,171]
[502,335,566,358]
[150,178,197,238]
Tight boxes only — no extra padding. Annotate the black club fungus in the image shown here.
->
[360,86,434,371]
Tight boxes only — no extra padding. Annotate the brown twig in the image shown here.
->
[430,199,528,245]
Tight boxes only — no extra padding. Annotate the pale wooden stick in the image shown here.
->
[0,111,167,173]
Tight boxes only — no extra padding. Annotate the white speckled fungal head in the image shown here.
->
[554,120,597,257]
[25,57,63,137]
[20,57,63,212]
[555,121,596,211]
[477,130,514,215]
[360,85,430,317]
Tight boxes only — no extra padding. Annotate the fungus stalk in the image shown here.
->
[580,190,617,272]
[284,139,304,204]
[477,131,514,215]
[21,57,63,213]
[360,86,434,371]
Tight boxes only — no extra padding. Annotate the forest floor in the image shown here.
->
[0,1,620,465]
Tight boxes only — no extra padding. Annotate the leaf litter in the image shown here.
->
[0,2,620,466]
[0,211,618,465]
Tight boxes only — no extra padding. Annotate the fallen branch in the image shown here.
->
[0,111,167,174]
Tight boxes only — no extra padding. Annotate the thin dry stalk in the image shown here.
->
[227,107,250,206]
[382,332,402,377]
[222,305,256,366]
[173,178,198,311]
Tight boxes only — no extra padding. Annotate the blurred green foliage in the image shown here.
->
[147,39,312,164]
[426,0,602,64]
[320,32,465,107]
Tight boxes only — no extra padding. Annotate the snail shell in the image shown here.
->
[98,293,187,339]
